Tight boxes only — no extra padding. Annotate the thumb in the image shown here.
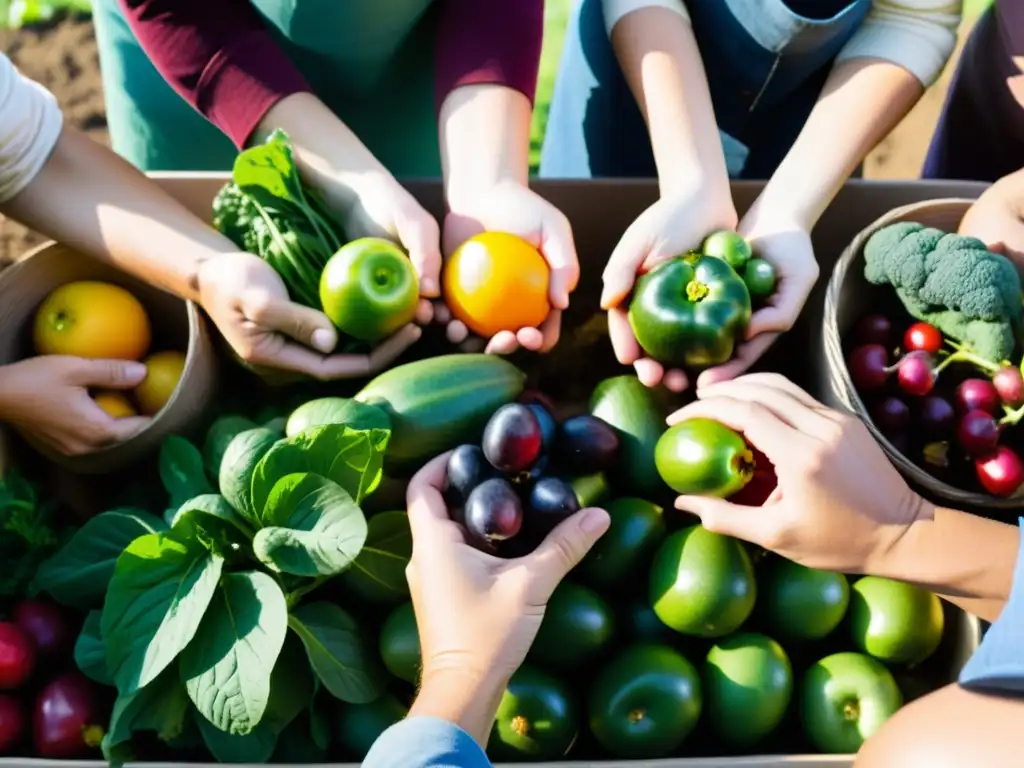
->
[69,359,148,389]
[103,415,152,442]
[674,495,768,546]
[526,507,610,593]
[396,213,442,298]
[243,291,338,354]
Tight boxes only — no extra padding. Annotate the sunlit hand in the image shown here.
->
[327,170,441,325]
[441,181,579,355]
[0,356,151,456]
[197,252,421,381]
[959,168,1024,272]
[405,452,609,689]
[667,373,927,574]
[697,215,819,388]
[601,190,737,391]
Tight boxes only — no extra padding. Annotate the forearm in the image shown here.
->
[874,507,1020,623]
[439,84,531,209]
[609,6,731,203]
[408,667,507,747]
[748,59,922,230]
[0,127,236,301]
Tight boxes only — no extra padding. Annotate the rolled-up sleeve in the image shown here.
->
[602,0,690,36]
[959,517,1024,695]
[835,0,962,87]
[435,0,544,109]
[0,53,63,203]
[363,716,492,768]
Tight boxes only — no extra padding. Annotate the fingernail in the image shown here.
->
[311,328,336,353]
[581,508,609,534]
[421,278,438,295]
[125,363,147,379]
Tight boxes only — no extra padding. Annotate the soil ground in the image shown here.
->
[0,10,985,264]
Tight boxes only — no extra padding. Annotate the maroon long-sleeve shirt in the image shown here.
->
[118,0,544,150]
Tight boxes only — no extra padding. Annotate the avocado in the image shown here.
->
[378,602,420,684]
[579,497,666,591]
[529,582,615,672]
[757,557,850,642]
[490,665,579,761]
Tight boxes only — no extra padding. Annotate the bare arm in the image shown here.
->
[609,5,731,203]
[408,668,507,747]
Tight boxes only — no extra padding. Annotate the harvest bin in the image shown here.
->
[2,178,988,768]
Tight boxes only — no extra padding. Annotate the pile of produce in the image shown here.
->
[33,281,184,418]
[846,222,1024,497]
[628,230,776,368]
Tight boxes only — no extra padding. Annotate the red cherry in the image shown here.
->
[955,379,1001,414]
[957,410,1000,457]
[0,623,34,691]
[896,352,935,396]
[993,366,1024,407]
[975,446,1024,497]
[903,322,943,356]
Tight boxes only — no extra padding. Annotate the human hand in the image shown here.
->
[959,169,1024,271]
[0,356,151,455]
[197,252,421,381]
[602,190,738,391]
[440,181,578,355]
[405,452,609,692]
[696,215,819,388]
[666,373,929,574]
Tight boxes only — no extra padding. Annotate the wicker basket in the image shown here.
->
[820,197,1024,513]
[0,242,218,474]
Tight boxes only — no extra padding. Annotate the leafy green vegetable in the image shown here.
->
[340,510,412,605]
[159,436,214,510]
[74,611,111,686]
[102,668,190,766]
[212,130,345,307]
[101,533,224,694]
[218,427,280,525]
[0,468,61,598]
[203,415,259,481]
[171,494,254,553]
[196,711,277,764]
[253,473,367,577]
[261,634,316,735]
[180,572,288,735]
[33,508,166,607]
[288,601,386,703]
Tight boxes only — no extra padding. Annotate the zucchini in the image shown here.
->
[355,355,525,467]
[286,397,391,438]
[589,375,668,497]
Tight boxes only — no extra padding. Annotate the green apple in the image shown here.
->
[849,576,944,665]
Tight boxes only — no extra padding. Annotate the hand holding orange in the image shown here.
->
[93,392,137,419]
[442,232,551,339]
[134,351,186,415]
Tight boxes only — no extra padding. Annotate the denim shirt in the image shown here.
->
[958,518,1024,694]
[363,716,492,768]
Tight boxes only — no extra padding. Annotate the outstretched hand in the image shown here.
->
[667,373,928,575]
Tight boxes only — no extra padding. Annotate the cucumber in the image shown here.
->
[286,397,391,438]
[589,375,668,497]
[355,355,526,466]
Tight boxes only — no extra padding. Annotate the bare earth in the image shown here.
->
[0,16,973,264]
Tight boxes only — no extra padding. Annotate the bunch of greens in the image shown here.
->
[0,468,60,598]
[213,129,345,308]
[33,407,410,764]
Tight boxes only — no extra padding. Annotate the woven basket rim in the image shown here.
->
[824,198,1024,509]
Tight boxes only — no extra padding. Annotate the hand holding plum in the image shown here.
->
[666,373,929,576]
[404,452,609,692]
[441,181,578,355]
[602,189,738,391]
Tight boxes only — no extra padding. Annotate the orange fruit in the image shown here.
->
[134,351,186,416]
[93,391,137,419]
[34,281,151,360]
[443,232,551,338]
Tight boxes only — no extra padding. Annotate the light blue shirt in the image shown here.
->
[959,518,1024,694]
[364,716,492,768]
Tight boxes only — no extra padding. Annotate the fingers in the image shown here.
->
[433,302,452,325]
[607,307,642,365]
[406,452,454,541]
[525,507,610,593]
[415,299,434,326]
[703,373,825,410]
[601,223,649,309]
[695,333,778,388]
[535,309,562,353]
[745,263,817,339]
[484,331,520,356]
[243,291,338,354]
[662,368,689,393]
[633,358,665,388]
[104,414,152,443]
[665,395,805,460]
[67,358,148,389]
[396,211,442,297]
[540,213,579,310]
[691,378,832,435]
[515,327,545,352]
[673,495,773,548]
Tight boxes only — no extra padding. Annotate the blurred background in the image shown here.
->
[0,0,995,263]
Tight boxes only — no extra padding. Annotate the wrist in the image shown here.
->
[411,664,509,746]
[862,495,936,581]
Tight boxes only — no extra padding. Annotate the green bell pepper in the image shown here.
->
[628,253,752,367]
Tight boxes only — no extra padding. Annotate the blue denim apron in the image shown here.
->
[540,0,871,180]
[91,0,441,174]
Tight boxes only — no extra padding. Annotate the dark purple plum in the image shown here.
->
[555,415,620,473]
[847,344,889,391]
[869,397,910,435]
[957,410,1000,457]
[482,404,543,474]
[526,477,581,537]
[525,403,558,452]
[464,478,523,547]
[512,454,549,488]
[444,444,496,514]
[918,396,955,438]
[955,379,1000,415]
[853,314,893,348]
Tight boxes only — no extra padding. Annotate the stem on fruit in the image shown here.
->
[937,341,1001,375]
[736,449,756,482]
[686,280,710,302]
[1001,404,1024,427]
[842,701,860,722]
[82,724,106,748]
[627,709,646,724]
[511,716,530,737]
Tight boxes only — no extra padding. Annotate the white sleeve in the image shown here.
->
[602,0,690,37]
[835,0,962,87]
[0,52,63,204]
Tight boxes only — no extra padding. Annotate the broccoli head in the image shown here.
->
[863,221,1023,362]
